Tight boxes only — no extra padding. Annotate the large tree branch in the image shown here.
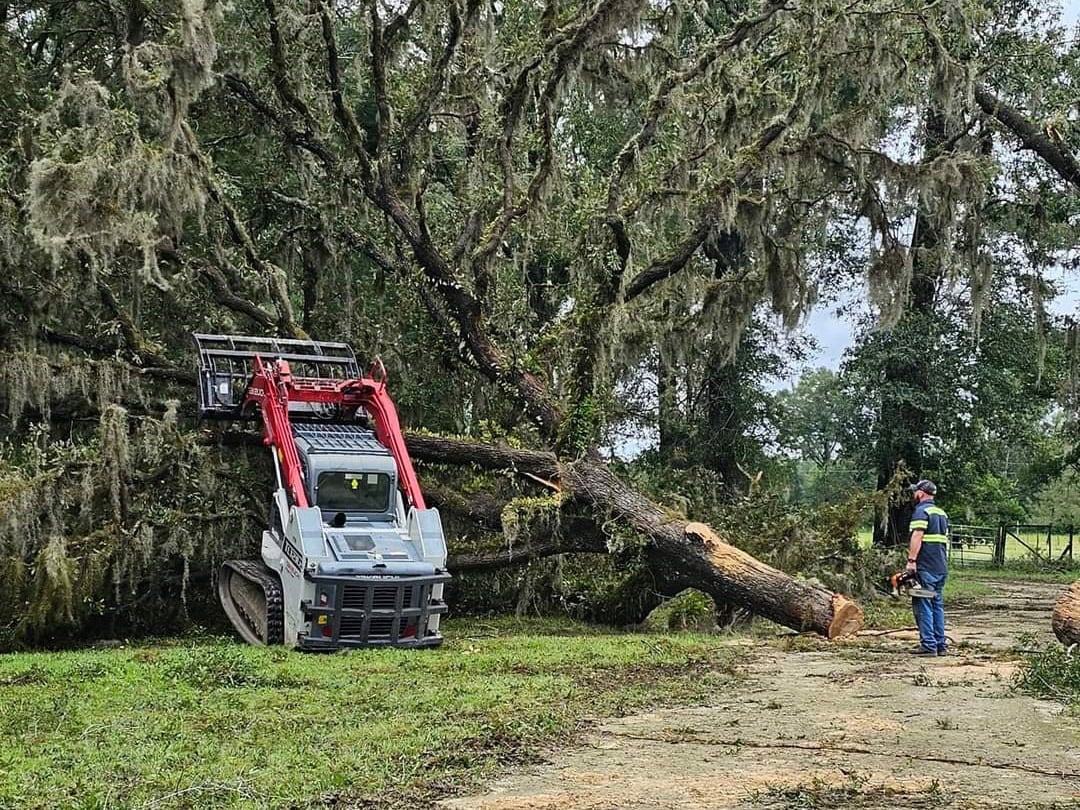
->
[316,0,375,183]
[222,74,341,173]
[181,122,305,338]
[339,226,477,369]
[466,56,539,299]
[263,0,319,132]
[623,116,793,301]
[11,346,196,390]
[404,433,861,637]
[447,521,609,572]
[383,0,423,45]
[470,0,641,303]
[375,187,563,434]
[366,0,393,167]
[96,281,178,371]
[198,263,278,330]
[405,433,560,478]
[400,1,462,159]
[41,327,122,356]
[425,481,612,571]
[975,84,1080,191]
[605,0,788,219]
[624,213,716,301]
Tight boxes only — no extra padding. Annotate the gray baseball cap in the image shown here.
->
[910,479,937,495]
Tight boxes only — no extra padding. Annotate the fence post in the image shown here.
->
[1048,525,1053,561]
[1071,525,1075,564]
[995,525,1005,567]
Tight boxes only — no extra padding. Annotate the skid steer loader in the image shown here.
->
[194,333,449,649]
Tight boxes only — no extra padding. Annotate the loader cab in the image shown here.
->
[291,423,402,526]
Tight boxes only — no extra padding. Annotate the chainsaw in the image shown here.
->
[888,570,936,600]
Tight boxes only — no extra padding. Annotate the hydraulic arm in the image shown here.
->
[242,354,427,510]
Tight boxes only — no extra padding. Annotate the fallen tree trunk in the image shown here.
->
[198,429,863,636]
[407,435,863,638]
[1052,582,1080,645]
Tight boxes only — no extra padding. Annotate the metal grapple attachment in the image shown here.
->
[193,333,359,418]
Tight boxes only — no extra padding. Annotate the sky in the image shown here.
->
[781,0,1080,385]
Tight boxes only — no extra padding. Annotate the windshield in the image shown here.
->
[317,472,392,512]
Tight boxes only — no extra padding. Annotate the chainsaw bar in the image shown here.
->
[218,559,284,645]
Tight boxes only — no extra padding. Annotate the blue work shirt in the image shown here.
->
[909,498,949,575]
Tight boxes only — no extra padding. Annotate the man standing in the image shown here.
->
[906,479,949,655]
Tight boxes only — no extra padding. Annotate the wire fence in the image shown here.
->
[947,523,1075,568]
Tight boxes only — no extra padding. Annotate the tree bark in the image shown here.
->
[1052,582,1080,646]
[447,522,609,572]
[563,458,863,638]
[975,85,1080,192]
[656,345,683,458]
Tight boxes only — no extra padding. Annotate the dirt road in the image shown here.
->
[443,580,1080,809]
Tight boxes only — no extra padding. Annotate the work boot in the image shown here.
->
[912,647,937,656]
[937,647,949,656]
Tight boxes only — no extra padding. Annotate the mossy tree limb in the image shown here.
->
[407,434,863,638]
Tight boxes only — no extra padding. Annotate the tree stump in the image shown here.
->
[1052,582,1080,646]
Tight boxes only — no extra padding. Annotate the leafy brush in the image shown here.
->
[1015,640,1080,708]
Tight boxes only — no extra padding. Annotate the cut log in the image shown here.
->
[406,434,864,639]
[675,522,862,639]
[1052,582,1080,646]
[562,459,863,639]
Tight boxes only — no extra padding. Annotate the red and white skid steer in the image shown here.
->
[194,333,449,650]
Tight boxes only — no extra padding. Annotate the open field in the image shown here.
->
[2,578,1078,809]
[0,618,741,810]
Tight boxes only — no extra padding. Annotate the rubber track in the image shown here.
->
[222,559,285,645]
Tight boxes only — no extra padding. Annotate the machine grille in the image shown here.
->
[342,584,414,610]
[339,617,409,640]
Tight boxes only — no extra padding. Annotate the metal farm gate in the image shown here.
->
[947,523,1075,567]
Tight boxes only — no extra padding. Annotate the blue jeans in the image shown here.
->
[912,570,947,652]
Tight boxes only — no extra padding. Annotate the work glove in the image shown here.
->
[905,560,917,573]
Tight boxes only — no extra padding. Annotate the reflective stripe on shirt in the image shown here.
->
[909,498,949,574]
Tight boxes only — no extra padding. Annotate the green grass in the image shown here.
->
[942,575,993,601]
[856,528,874,550]
[861,599,913,630]
[859,574,993,630]
[0,617,741,810]
[949,564,1080,584]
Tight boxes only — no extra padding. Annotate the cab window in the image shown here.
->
[317,472,391,512]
